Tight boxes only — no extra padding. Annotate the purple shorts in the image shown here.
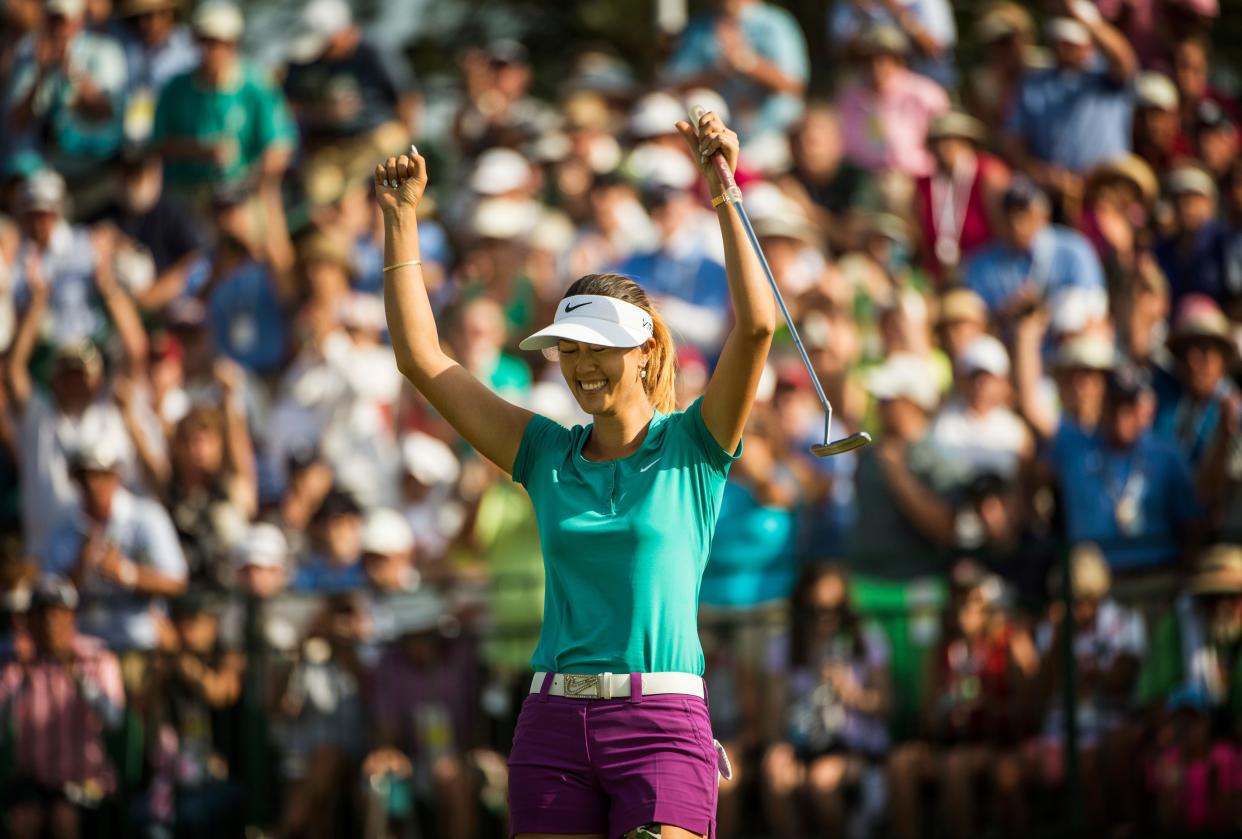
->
[508,672,718,838]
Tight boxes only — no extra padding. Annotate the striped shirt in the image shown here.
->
[0,635,125,790]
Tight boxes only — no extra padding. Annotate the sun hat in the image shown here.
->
[1190,544,1242,595]
[469,148,531,196]
[1167,295,1235,358]
[519,295,654,351]
[936,288,988,326]
[1135,71,1179,111]
[926,110,987,146]
[1052,335,1117,371]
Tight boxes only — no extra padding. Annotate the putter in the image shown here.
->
[689,105,870,457]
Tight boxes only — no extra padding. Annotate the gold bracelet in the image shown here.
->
[711,193,729,208]
[382,259,422,273]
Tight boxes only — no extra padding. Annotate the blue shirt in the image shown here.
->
[963,225,1105,315]
[665,3,808,139]
[1155,220,1237,311]
[1048,426,1201,570]
[291,554,367,594]
[1007,64,1133,172]
[828,0,956,87]
[40,488,188,651]
[701,480,797,608]
[207,259,288,374]
[513,396,739,675]
[618,248,730,314]
[121,25,199,96]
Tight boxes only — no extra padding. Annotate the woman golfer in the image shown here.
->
[375,109,772,839]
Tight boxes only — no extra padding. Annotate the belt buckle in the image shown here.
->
[563,674,602,699]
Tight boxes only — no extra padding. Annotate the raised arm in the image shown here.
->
[376,151,533,473]
[676,111,775,453]
[5,254,50,412]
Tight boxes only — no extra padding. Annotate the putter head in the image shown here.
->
[810,431,872,458]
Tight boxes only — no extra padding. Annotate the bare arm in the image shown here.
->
[1012,307,1057,440]
[1076,3,1137,83]
[677,112,775,453]
[92,226,149,374]
[877,442,956,546]
[376,152,533,473]
[215,360,258,519]
[6,256,50,412]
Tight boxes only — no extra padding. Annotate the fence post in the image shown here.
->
[1060,542,1083,834]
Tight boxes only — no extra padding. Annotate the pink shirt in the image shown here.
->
[836,68,950,178]
[0,635,125,789]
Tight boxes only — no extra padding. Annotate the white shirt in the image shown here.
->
[929,398,1030,482]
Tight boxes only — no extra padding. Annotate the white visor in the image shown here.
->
[519,294,653,351]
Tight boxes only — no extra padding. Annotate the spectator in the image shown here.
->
[1046,367,1203,573]
[914,110,1009,284]
[358,506,418,645]
[291,488,364,594]
[10,169,136,347]
[162,389,256,588]
[933,288,987,364]
[663,0,808,141]
[88,144,204,313]
[888,562,1037,839]
[397,431,463,565]
[617,146,731,355]
[1171,32,1239,141]
[1154,296,1238,467]
[273,593,368,839]
[152,0,295,202]
[7,326,164,551]
[1154,164,1234,310]
[1132,71,1186,173]
[828,0,957,88]
[451,39,551,156]
[963,178,1106,317]
[1192,99,1238,188]
[1027,543,1146,829]
[39,435,188,650]
[929,335,1033,487]
[143,588,245,838]
[282,0,418,208]
[777,102,877,253]
[448,296,532,404]
[1138,543,1242,833]
[366,594,481,839]
[230,521,288,600]
[1078,153,1158,276]
[1003,7,1137,207]
[0,576,125,839]
[762,564,891,837]
[2,0,127,185]
[115,0,198,142]
[966,1,1041,132]
[835,24,949,179]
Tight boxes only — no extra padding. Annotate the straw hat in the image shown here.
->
[926,110,987,146]
[1190,544,1242,596]
[1086,154,1159,205]
[1167,296,1235,358]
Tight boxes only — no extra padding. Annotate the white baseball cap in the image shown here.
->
[288,0,351,63]
[519,294,654,351]
[45,0,86,18]
[1047,16,1090,46]
[232,523,288,569]
[469,148,531,196]
[193,0,244,42]
[401,431,461,485]
[866,353,941,411]
[361,508,414,555]
[958,334,1011,377]
[628,92,684,139]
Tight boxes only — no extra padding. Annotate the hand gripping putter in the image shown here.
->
[689,105,870,457]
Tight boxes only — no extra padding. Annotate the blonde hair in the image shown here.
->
[564,274,677,413]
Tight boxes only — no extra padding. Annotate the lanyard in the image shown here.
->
[930,155,976,265]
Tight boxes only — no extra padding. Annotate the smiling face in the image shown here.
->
[557,338,652,416]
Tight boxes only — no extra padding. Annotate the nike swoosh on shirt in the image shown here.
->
[639,458,661,472]
[564,301,592,312]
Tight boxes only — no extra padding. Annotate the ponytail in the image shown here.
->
[563,273,678,413]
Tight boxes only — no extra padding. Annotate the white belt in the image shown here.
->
[531,671,705,700]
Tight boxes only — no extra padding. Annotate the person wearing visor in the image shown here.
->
[375,108,774,839]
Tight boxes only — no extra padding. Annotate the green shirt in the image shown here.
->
[512,396,738,675]
[153,61,296,189]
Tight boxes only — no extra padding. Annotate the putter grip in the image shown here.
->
[687,105,742,204]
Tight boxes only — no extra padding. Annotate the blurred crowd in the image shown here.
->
[0,0,1241,836]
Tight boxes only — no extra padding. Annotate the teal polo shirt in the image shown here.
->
[513,396,739,676]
